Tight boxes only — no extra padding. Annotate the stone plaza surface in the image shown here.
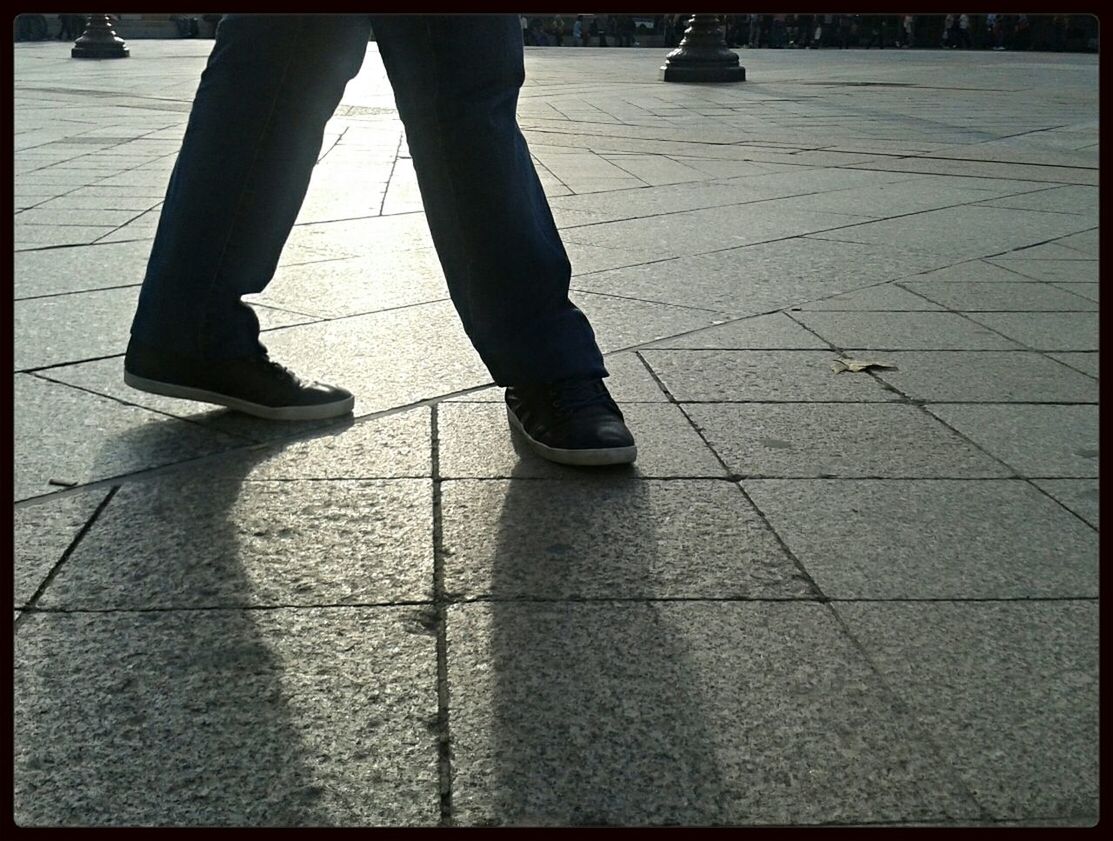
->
[12,38,1098,827]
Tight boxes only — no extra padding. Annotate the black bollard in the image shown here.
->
[660,14,744,82]
[71,14,129,59]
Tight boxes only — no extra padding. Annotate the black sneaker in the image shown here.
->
[124,339,354,421]
[505,378,637,466]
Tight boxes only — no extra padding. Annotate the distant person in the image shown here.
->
[957,14,972,48]
[56,14,82,40]
[748,14,761,48]
[942,13,954,47]
[572,15,583,46]
[551,15,564,46]
[122,15,637,466]
[590,17,602,47]
[900,14,915,47]
[1012,14,1031,50]
[521,14,530,44]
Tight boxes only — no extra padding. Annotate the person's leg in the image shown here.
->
[125,14,371,419]
[130,14,371,361]
[369,14,606,387]
[370,14,632,464]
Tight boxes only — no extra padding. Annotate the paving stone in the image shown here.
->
[645,313,830,350]
[1032,479,1099,529]
[438,403,725,479]
[14,608,440,826]
[744,479,1097,599]
[897,281,1096,311]
[253,249,449,318]
[684,403,1010,478]
[1049,283,1098,303]
[963,312,1098,351]
[927,404,1098,477]
[642,350,897,402]
[869,351,1098,403]
[14,225,117,248]
[969,185,1098,216]
[444,351,668,404]
[14,286,139,370]
[258,301,491,415]
[244,408,431,479]
[447,601,980,825]
[560,203,866,260]
[792,312,1021,351]
[14,488,113,606]
[994,242,1095,261]
[445,476,806,599]
[573,237,952,314]
[834,601,1098,821]
[986,258,1098,284]
[1047,352,1097,378]
[570,292,722,351]
[565,242,650,274]
[14,374,246,502]
[902,259,1049,284]
[815,205,1092,260]
[796,284,944,311]
[1052,229,1098,256]
[38,475,433,608]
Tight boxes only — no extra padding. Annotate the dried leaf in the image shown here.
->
[831,358,896,374]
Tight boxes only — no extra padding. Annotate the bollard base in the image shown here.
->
[659,64,744,83]
[72,44,129,58]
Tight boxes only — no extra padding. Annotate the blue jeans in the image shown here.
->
[130,14,607,386]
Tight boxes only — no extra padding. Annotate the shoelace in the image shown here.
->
[549,380,617,416]
[252,355,304,387]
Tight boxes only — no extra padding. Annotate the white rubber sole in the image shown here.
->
[124,371,354,421]
[506,405,637,466]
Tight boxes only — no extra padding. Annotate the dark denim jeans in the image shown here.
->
[130,14,607,385]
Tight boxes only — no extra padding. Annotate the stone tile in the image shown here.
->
[14,608,440,825]
[14,208,139,227]
[566,241,652,275]
[39,475,433,608]
[796,284,944,311]
[684,403,1010,478]
[1047,352,1097,379]
[438,403,725,479]
[14,286,139,370]
[646,313,830,350]
[258,301,492,416]
[571,292,723,351]
[995,242,1095,261]
[14,225,117,248]
[14,488,113,606]
[869,352,1098,403]
[447,601,980,825]
[253,249,449,319]
[573,237,952,314]
[14,375,247,502]
[1049,283,1098,303]
[897,281,1096,312]
[244,408,431,479]
[986,258,1098,284]
[963,313,1098,351]
[903,259,1049,284]
[442,477,806,599]
[642,350,896,402]
[444,351,668,404]
[973,185,1098,216]
[927,404,1098,478]
[815,206,1091,260]
[792,312,1020,351]
[560,204,866,260]
[834,602,1098,820]
[744,480,1097,599]
[1032,479,1099,529]
[1052,229,1098,256]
